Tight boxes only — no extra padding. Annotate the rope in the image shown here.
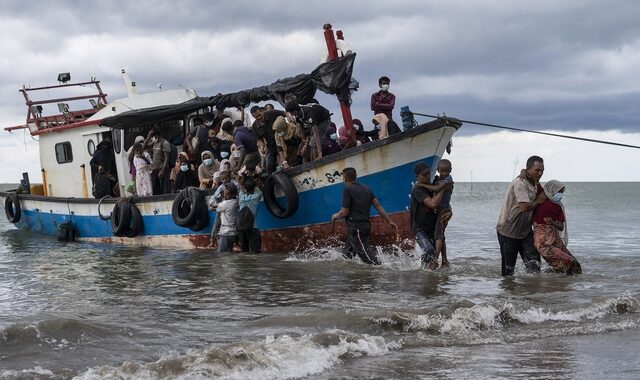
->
[412,112,640,150]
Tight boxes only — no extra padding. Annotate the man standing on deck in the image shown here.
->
[331,167,398,265]
[496,155,546,276]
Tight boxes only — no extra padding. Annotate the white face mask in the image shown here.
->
[552,192,563,202]
[277,131,285,137]
[380,84,390,92]
[329,133,338,140]
[180,164,189,172]
[220,151,230,159]
[205,121,213,127]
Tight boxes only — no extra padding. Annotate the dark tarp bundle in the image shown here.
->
[101,53,357,130]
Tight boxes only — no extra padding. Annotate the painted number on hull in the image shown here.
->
[325,171,341,183]
[297,177,323,190]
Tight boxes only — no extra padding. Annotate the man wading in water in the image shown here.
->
[496,155,546,276]
[331,167,398,265]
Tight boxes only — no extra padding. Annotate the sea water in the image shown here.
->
[0,182,639,379]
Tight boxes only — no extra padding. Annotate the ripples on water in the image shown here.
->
[0,183,639,379]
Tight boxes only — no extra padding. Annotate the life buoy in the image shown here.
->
[263,172,299,219]
[4,193,21,223]
[172,187,207,228]
[111,199,132,237]
[320,39,354,64]
[125,202,144,238]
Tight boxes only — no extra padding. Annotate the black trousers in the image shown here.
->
[343,221,381,265]
[238,228,261,253]
[151,167,171,195]
[265,139,278,174]
[497,231,541,276]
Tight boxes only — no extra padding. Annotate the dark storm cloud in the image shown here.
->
[1,0,639,133]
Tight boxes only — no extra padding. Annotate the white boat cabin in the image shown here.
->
[10,72,200,198]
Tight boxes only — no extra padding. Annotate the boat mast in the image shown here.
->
[323,23,354,132]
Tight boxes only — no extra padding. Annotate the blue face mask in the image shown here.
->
[220,151,230,159]
[552,192,563,202]
[180,164,189,172]
[203,158,213,166]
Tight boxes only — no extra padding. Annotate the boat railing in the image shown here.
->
[5,78,108,134]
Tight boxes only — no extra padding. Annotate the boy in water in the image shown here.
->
[433,159,453,268]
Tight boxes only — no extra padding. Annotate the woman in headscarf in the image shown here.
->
[272,115,301,167]
[532,180,582,275]
[321,122,341,156]
[198,150,219,189]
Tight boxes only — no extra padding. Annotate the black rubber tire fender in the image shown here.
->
[189,204,210,231]
[111,199,132,237]
[125,202,144,238]
[4,193,21,223]
[172,187,205,227]
[263,172,299,219]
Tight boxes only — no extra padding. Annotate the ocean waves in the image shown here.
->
[75,331,399,380]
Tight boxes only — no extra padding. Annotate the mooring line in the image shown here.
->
[412,112,640,149]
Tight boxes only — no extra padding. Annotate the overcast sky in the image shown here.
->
[1,0,639,182]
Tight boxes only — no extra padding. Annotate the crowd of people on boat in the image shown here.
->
[86,77,403,251]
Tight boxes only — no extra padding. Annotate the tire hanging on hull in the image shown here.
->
[4,193,21,223]
[263,172,299,219]
[111,199,144,237]
[172,187,209,230]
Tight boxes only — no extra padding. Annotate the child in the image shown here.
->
[433,159,453,268]
[132,142,152,197]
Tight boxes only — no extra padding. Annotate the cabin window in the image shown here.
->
[55,142,73,164]
[112,129,122,154]
[87,139,96,156]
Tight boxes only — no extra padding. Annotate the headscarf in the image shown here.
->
[219,158,231,173]
[198,150,219,181]
[272,116,297,157]
[543,180,569,246]
[373,113,389,139]
[216,118,234,142]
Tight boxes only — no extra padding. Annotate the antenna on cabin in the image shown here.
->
[121,68,137,97]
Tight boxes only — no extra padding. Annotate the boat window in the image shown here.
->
[112,129,122,154]
[55,142,73,164]
[87,139,96,156]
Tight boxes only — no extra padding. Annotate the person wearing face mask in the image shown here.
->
[174,153,198,191]
[321,122,341,156]
[198,151,219,189]
[144,128,172,195]
[532,180,582,275]
[371,76,396,120]
[186,117,208,166]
